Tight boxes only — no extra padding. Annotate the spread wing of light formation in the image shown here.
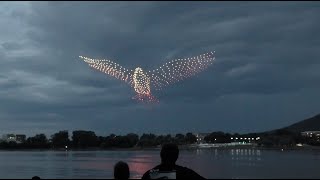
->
[79,56,134,85]
[79,51,215,103]
[147,51,215,91]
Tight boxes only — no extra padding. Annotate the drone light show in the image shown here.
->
[79,51,216,103]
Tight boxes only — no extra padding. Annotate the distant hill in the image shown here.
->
[280,113,320,133]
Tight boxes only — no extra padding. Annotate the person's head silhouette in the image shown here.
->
[32,176,40,180]
[114,161,130,179]
[142,143,205,179]
[160,143,179,166]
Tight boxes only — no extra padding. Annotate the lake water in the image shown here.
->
[0,148,320,179]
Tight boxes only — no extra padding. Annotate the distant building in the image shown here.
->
[16,134,26,143]
[2,134,16,142]
[1,134,27,143]
[301,131,320,137]
[196,133,210,143]
[301,131,320,142]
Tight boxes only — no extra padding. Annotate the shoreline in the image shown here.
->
[1,144,320,152]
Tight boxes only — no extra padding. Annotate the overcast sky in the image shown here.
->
[1,2,320,137]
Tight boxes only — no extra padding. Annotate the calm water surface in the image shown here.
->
[0,148,320,179]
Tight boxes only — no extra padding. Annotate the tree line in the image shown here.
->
[0,130,198,149]
[0,129,318,149]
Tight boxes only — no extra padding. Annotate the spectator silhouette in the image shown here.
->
[142,143,205,179]
[32,176,40,179]
[114,161,130,179]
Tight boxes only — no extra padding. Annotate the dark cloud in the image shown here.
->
[0,2,320,136]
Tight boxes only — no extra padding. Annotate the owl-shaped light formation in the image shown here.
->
[79,51,215,103]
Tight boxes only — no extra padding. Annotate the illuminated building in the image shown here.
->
[196,133,210,144]
[2,134,16,142]
[301,131,320,141]
[1,134,26,143]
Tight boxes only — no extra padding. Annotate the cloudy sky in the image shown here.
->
[1,2,320,137]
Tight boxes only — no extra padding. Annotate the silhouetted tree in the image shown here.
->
[51,131,69,148]
[164,134,174,143]
[156,135,165,145]
[26,134,49,148]
[175,134,185,145]
[126,133,139,147]
[97,136,106,147]
[103,134,116,148]
[185,133,197,144]
[0,141,19,149]
[72,130,98,148]
[138,133,157,147]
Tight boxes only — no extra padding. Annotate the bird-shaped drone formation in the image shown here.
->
[79,51,216,103]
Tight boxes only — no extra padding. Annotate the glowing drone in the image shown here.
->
[79,51,215,103]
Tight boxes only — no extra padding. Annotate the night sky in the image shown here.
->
[1,2,320,136]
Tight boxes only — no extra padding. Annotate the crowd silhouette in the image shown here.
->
[141,143,205,179]
[112,143,204,179]
[31,143,205,179]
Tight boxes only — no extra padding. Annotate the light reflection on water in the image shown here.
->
[0,149,319,179]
